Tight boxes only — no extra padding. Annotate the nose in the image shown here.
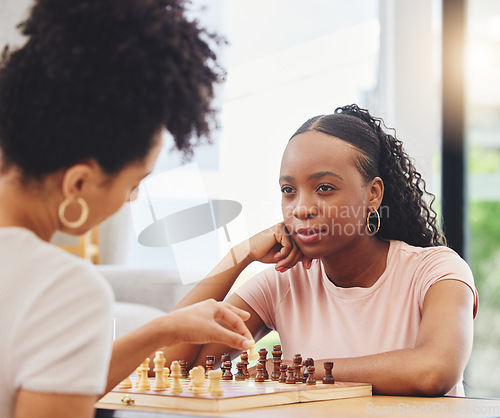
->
[291,197,318,219]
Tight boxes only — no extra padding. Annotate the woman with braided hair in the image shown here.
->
[169,104,477,397]
[0,0,254,417]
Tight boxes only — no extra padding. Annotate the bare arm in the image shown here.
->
[312,280,474,396]
[106,300,253,392]
[161,223,311,369]
[14,391,97,418]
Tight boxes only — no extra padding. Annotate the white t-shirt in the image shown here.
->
[236,240,478,396]
[0,227,114,417]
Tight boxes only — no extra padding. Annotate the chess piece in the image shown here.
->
[322,361,335,384]
[306,365,316,385]
[137,358,151,390]
[118,375,132,389]
[190,366,205,394]
[153,351,167,391]
[258,348,269,380]
[302,358,314,383]
[208,369,223,397]
[293,354,303,382]
[286,364,295,384]
[235,362,246,381]
[271,345,282,381]
[205,355,215,377]
[279,363,287,383]
[240,351,250,378]
[222,360,233,380]
[179,360,189,378]
[163,367,170,388]
[254,361,266,382]
[248,343,258,361]
[170,361,183,394]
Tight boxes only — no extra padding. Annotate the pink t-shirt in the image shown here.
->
[235,240,478,396]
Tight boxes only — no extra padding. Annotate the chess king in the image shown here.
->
[161,104,477,397]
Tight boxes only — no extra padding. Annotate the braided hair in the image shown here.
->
[0,0,223,181]
[290,104,445,248]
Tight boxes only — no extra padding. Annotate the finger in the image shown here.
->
[219,302,251,321]
[210,323,254,350]
[276,245,302,271]
[274,232,293,261]
[214,304,254,342]
[302,256,313,269]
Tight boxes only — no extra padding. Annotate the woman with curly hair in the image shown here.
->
[168,104,478,397]
[0,0,254,416]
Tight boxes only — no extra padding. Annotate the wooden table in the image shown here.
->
[96,395,500,417]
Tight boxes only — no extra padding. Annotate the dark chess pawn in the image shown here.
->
[222,360,233,381]
[293,354,303,382]
[322,361,335,384]
[235,361,246,381]
[240,351,250,378]
[279,363,288,383]
[302,358,314,383]
[286,364,296,384]
[255,362,266,382]
[306,365,316,385]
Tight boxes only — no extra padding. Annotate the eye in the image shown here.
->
[316,184,336,193]
[280,185,295,194]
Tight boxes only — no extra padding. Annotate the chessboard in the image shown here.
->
[99,377,372,413]
[98,346,372,413]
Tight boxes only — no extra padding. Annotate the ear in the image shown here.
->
[368,176,384,211]
[60,163,96,199]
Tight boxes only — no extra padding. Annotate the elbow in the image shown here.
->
[413,364,459,397]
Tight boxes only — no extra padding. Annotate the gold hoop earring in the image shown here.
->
[366,209,380,234]
[58,197,89,229]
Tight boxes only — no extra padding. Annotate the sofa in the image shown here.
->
[95,265,196,339]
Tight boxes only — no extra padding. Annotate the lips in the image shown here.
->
[295,227,325,244]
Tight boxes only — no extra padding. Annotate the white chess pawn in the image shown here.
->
[163,367,170,388]
[191,366,205,395]
[170,361,183,394]
[153,351,167,391]
[248,343,258,361]
[118,375,132,390]
[208,369,223,397]
[137,358,151,391]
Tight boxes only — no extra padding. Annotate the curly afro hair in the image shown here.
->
[0,0,224,180]
[291,104,446,248]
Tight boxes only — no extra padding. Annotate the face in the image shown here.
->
[60,132,164,235]
[279,130,377,259]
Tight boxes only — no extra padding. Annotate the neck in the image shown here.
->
[321,237,389,288]
[0,172,60,242]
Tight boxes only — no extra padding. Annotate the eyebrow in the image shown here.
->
[279,171,344,182]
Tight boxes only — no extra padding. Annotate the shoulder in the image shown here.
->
[0,227,114,317]
[390,240,477,316]
[392,240,472,278]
